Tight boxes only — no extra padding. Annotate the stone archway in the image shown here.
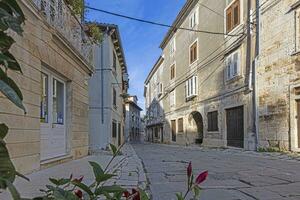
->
[189,111,204,144]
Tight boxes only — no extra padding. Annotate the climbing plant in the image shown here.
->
[0,0,27,199]
[65,0,85,16]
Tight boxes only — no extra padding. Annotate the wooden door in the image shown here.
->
[160,127,164,143]
[226,106,244,148]
[297,100,300,148]
[171,120,176,142]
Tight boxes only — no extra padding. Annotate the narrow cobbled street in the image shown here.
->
[133,143,300,200]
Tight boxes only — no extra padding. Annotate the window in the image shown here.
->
[52,79,64,124]
[170,38,176,55]
[158,83,163,96]
[112,121,117,138]
[186,76,198,99]
[226,50,240,80]
[226,0,240,33]
[40,73,49,123]
[208,111,218,132]
[189,9,198,28]
[113,88,117,107]
[170,64,175,80]
[113,51,117,71]
[190,40,198,64]
[170,90,175,107]
[178,118,184,132]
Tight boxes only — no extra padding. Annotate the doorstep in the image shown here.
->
[40,154,73,170]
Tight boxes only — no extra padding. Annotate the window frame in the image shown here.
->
[225,49,241,81]
[225,0,241,34]
[170,37,176,55]
[178,118,184,133]
[185,76,198,99]
[113,87,117,107]
[170,89,176,107]
[189,7,199,29]
[207,111,218,132]
[189,39,198,65]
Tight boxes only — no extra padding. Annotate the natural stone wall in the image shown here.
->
[1,1,90,174]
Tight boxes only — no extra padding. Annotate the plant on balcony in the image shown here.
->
[85,23,103,44]
[65,0,85,16]
[0,0,28,198]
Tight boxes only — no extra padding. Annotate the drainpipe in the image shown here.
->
[253,0,260,151]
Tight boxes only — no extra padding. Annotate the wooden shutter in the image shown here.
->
[226,7,233,33]
[233,0,240,27]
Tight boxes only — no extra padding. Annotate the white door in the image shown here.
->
[40,71,67,161]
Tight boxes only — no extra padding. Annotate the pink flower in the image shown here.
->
[74,189,83,199]
[195,171,208,185]
[187,162,192,177]
[73,175,84,183]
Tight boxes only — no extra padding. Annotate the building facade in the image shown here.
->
[257,0,300,151]
[124,96,143,142]
[3,0,93,174]
[89,23,129,152]
[145,0,258,150]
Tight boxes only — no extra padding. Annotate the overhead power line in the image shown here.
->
[198,2,224,18]
[85,6,243,37]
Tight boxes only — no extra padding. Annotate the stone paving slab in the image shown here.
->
[133,143,300,200]
[0,144,147,200]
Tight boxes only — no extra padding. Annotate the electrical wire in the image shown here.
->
[85,6,243,37]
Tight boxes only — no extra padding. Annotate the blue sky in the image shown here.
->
[85,0,186,113]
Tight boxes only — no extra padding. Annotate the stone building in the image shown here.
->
[2,0,93,173]
[144,0,258,149]
[257,0,300,151]
[124,96,143,142]
[89,23,129,152]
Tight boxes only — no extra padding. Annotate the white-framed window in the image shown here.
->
[226,50,240,80]
[170,37,176,55]
[186,76,198,99]
[170,90,175,107]
[189,8,199,28]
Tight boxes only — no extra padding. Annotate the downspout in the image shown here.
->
[254,0,260,150]
[101,31,107,124]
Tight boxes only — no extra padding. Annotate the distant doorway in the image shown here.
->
[160,127,164,143]
[171,120,176,142]
[190,111,204,144]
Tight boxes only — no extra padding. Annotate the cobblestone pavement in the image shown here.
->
[133,143,300,200]
[0,144,147,199]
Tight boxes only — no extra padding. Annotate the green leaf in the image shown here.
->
[0,79,25,112]
[0,32,14,51]
[89,161,104,183]
[0,7,23,35]
[16,171,29,182]
[97,173,116,183]
[0,123,8,139]
[71,180,93,196]
[52,187,80,200]
[139,188,150,200]
[0,140,16,189]
[0,51,22,72]
[0,67,23,101]
[5,179,20,200]
[49,178,60,186]
[193,185,201,198]
[175,193,184,200]
[0,0,25,22]
[109,143,118,156]
[95,185,125,195]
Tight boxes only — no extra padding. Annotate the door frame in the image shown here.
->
[224,104,245,148]
[40,67,67,161]
[290,84,300,152]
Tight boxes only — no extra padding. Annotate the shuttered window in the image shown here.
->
[226,50,240,80]
[208,111,218,132]
[190,41,198,64]
[170,64,175,80]
[112,121,117,138]
[178,118,184,132]
[186,76,198,99]
[226,0,240,33]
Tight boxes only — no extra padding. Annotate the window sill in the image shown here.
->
[226,74,243,84]
[207,130,219,134]
[225,23,244,37]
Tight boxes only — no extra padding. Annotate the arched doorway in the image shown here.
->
[189,111,204,144]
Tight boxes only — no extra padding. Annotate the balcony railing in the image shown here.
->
[32,0,93,67]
